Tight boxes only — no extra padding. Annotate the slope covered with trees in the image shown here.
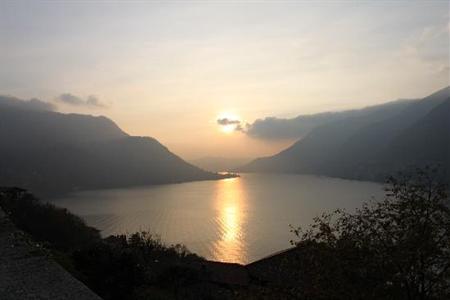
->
[240,87,450,182]
[0,96,226,196]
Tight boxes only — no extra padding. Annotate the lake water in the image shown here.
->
[51,173,384,264]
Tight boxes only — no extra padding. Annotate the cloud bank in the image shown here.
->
[245,114,335,140]
[0,95,56,112]
[244,98,419,140]
[216,114,334,138]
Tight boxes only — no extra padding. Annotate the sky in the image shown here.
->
[1,1,449,160]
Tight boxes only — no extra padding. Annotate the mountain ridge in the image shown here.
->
[239,86,450,182]
[0,96,226,196]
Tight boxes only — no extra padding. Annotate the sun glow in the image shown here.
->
[221,124,236,133]
[217,112,241,134]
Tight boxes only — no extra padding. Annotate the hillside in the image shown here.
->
[239,87,450,182]
[0,96,226,196]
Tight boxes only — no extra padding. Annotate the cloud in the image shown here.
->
[217,118,241,126]
[234,123,245,132]
[56,93,106,108]
[86,95,103,107]
[0,95,56,112]
[244,98,420,140]
[245,112,361,140]
[245,116,325,140]
[216,117,248,132]
[244,111,356,140]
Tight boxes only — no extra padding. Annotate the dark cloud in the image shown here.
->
[244,116,325,140]
[245,99,418,140]
[57,93,84,105]
[234,123,245,132]
[56,93,106,108]
[0,95,56,112]
[86,95,104,107]
[217,118,248,132]
[217,118,241,126]
[245,112,368,140]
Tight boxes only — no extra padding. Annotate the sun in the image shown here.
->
[217,112,241,134]
[222,124,236,133]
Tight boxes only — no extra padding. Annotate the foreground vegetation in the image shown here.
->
[1,167,448,299]
[289,167,450,299]
[0,188,210,299]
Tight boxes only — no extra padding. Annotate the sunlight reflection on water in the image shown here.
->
[212,177,247,263]
[51,174,384,264]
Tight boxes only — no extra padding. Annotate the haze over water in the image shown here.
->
[52,174,384,264]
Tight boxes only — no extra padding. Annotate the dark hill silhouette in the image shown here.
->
[383,99,450,173]
[0,96,226,196]
[239,87,450,182]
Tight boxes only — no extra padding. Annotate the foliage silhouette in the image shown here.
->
[290,167,450,299]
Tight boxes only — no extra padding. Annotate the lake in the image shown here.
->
[51,173,384,264]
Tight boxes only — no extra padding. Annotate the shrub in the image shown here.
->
[0,188,100,251]
[73,232,203,300]
[290,167,450,299]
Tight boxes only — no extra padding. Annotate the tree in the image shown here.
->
[290,167,450,299]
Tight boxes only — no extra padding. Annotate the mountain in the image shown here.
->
[190,157,252,173]
[239,87,450,182]
[383,99,450,172]
[0,96,226,196]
